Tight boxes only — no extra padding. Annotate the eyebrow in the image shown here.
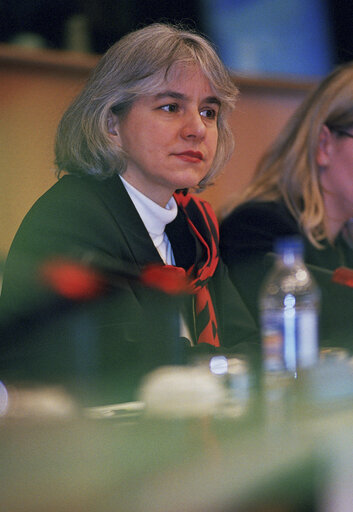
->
[154,90,221,107]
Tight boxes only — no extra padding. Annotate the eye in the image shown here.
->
[200,108,218,120]
[160,103,179,113]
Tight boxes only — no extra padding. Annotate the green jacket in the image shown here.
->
[1,175,259,403]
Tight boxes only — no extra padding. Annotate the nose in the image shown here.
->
[180,110,206,140]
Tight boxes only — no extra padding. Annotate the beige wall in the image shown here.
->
[0,44,315,259]
[201,84,310,217]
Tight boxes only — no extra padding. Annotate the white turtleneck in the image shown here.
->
[119,175,192,344]
[120,176,177,264]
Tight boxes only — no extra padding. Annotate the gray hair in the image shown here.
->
[55,23,239,190]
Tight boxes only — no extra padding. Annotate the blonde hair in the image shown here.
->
[237,61,353,246]
[55,23,238,191]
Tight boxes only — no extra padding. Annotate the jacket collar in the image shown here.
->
[86,174,165,271]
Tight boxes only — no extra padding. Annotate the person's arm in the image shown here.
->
[1,177,120,316]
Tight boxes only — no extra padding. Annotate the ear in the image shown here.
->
[107,110,120,141]
[316,124,333,168]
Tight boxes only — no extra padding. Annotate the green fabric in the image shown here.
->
[0,175,260,403]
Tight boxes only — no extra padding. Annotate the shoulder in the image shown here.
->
[31,174,123,206]
[221,200,297,237]
[7,174,131,257]
[223,200,295,228]
[19,174,128,225]
[220,200,299,261]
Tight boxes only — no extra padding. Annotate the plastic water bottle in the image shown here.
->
[259,236,320,377]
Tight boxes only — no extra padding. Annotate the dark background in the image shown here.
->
[0,0,352,67]
[328,0,353,64]
[0,0,204,54]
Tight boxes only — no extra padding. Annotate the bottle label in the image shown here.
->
[261,310,318,372]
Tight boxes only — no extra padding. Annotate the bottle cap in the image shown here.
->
[274,235,304,255]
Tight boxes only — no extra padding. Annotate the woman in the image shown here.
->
[1,24,259,398]
[220,62,353,347]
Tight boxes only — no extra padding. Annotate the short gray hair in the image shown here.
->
[55,23,239,190]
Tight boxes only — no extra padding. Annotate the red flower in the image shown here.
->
[141,264,191,295]
[40,259,106,300]
[332,267,353,288]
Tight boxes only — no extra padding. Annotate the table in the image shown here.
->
[1,376,353,512]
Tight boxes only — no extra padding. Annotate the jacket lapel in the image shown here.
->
[92,175,164,271]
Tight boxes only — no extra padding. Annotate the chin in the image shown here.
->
[173,172,208,191]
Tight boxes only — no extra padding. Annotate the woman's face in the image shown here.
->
[318,125,353,235]
[112,64,220,206]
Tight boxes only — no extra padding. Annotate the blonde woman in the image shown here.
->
[220,62,353,346]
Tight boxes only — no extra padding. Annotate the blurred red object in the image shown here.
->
[41,260,106,300]
[141,264,191,295]
[40,258,191,300]
[332,267,353,288]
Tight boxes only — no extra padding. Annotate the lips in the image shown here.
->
[174,151,204,162]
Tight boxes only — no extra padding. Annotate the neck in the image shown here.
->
[323,191,353,242]
[120,174,174,208]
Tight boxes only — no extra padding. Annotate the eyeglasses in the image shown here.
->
[329,128,353,139]
[337,130,353,139]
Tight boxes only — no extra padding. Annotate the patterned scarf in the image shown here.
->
[173,191,220,347]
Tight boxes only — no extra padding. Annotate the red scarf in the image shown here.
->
[173,192,220,347]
